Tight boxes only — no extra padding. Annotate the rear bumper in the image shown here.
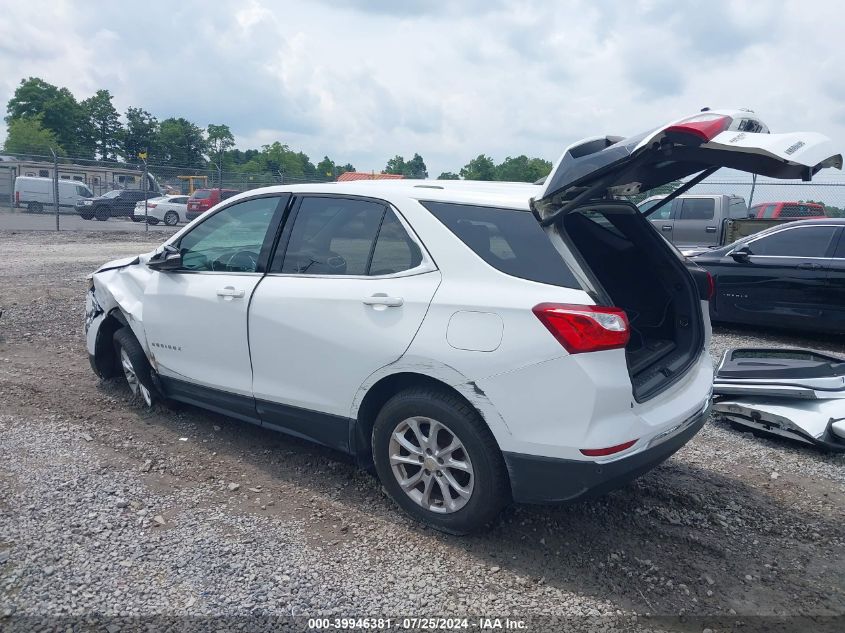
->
[186,210,203,221]
[503,398,710,504]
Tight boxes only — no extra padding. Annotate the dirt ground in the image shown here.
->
[1,229,843,630]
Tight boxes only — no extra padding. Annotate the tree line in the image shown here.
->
[2,77,552,183]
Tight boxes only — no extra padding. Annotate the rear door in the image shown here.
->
[673,196,718,247]
[641,198,676,242]
[248,195,441,450]
[533,109,842,222]
[823,228,845,330]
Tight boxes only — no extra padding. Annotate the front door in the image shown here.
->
[142,194,287,415]
[249,195,441,450]
[673,197,719,247]
[715,224,839,328]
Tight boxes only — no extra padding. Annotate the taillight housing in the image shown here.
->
[664,113,733,144]
[686,264,715,301]
[533,303,630,354]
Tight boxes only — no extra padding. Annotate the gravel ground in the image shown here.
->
[1,230,843,631]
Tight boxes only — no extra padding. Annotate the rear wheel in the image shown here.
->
[27,201,43,213]
[163,210,179,226]
[114,328,155,407]
[372,388,509,534]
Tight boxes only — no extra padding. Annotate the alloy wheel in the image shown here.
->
[120,347,152,406]
[388,416,474,514]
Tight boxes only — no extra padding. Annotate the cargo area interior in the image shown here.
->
[562,203,702,400]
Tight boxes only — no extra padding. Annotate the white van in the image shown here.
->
[14,176,94,213]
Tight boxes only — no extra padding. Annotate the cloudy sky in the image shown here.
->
[0,0,843,176]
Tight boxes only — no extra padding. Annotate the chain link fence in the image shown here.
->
[2,151,844,226]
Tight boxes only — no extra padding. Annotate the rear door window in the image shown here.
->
[369,209,423,275]
[678,198,715,220]
[749,226,838,257]
[274,197,386,275]
[422,201,578,288]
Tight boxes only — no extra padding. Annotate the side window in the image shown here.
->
[729,198,749,219]
[177,196,281,272]
[762,204,776,218]
[749,226,838,257]
[639,199,673,220]
[834,231,845,259]
[423,201,579,288]
[276,197,386,275]
[369,210,423,275]
[679,198,715,221]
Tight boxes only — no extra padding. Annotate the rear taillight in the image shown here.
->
[706,271,715,301]
[580,439,637,457]
[147,203,157,208]
[664,113,733,143]
[533,303,630,354]
[15,191,20,206]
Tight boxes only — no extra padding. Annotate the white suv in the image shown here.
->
[85,109,841,533]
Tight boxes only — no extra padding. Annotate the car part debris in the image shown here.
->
[714,348,845,400]
[713,348,845,451]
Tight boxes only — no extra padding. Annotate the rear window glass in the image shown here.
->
[780,204,823,218]
[191,190,212,200]
[422,201,579,288]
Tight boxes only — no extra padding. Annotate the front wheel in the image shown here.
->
[163,210,179,226]
[114,328,155,407]
[94,206,110,221]
[372,388,509,534]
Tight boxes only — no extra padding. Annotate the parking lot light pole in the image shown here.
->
[49,147,59,231]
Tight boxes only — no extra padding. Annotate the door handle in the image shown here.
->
[797,262,822,270]
[661,225,672,231]
[217,286,245,299]
[705,226,717,233]
[362,294,404,307]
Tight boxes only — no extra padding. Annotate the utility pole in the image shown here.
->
[140,153,149,234]
[50,147,59,231]
[748,173,757,210]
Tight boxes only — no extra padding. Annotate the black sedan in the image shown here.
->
[691,218,845,334]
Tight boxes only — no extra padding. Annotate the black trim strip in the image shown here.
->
[157,375,353,453]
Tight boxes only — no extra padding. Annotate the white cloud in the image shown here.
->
[0,0,843,176]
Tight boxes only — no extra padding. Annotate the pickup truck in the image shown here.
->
[638,193,796,254]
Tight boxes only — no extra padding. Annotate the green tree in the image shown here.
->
[124,107,158,160]
[5,77,93,158]
[337,163,355,176]
[2,117,64,156]
[805,199,845,218]
[384,155,405,175]
[316,156,336,179]
[495,155,549,182]
[157,117,207,168]
[437,171,460,180]
[459,154,496,180]
[81,89,122,160]
[404,152,428,178]
[206,123,235,161]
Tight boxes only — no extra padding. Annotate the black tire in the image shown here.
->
[80,212,93,220]
[113,328,156,407]
[28,201,43,213]
[147,217,160,225]
[163,210,179,226]
[95,206,110,221]
[372,387,509,534]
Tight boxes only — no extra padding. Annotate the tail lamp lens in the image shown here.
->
[533,303,630,354]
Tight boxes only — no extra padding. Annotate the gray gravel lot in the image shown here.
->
[0,229,843,631]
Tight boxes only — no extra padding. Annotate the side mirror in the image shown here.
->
[148,245,182,271]
[730,245,752,262]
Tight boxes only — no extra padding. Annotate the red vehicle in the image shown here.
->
[185,188,240,221]
[750,201,826,219]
